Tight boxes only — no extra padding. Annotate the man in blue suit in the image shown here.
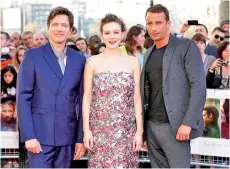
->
[16,7,86,168]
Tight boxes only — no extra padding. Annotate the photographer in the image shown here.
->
[206,41,229,89]
[0,31,16,70]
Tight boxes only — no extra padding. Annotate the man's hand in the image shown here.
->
[25,139,42,154]
[179,22,190,35]
[73,143,86,160]
[176,124,191,141]
[142,141,148,150]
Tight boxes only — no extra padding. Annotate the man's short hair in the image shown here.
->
[145,4,170,21]
[1,100,16,111]
[211,27,225,34]
[21,31,33,37]
[197,24,208,34]
[220,20,229,27]
[47,6,74,30]
[0,31,10,40]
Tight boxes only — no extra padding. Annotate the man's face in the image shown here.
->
[203,110,213,125]
[194,26,208,40]
[33,32,46,47]
[210,30,225,46]
[0,34,10,48]
[222,23,229,37]
[76,39,87,53]
[1,104,14,123]
[48,14,71,45]
[21,33,34,49]
[146,12,170,41]
[11,32,20,47]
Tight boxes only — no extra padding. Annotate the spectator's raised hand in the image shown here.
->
[179,22,190,35]
[9,46,17,59]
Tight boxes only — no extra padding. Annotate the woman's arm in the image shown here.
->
[132,57,143,152]
[133,57,143,134]
[82,57,94,150]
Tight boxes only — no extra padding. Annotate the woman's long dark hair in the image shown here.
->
[1,65,17,93]
[125,25,145,56]
[218,41,229,60]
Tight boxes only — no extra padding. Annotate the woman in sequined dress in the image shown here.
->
[82,14,143,168]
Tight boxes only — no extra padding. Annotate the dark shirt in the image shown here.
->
[205,44,218,58]
[145,45,169,123]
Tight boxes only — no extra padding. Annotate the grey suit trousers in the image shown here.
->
[146,120,191,168]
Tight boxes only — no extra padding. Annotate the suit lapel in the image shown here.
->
[43,42,63,80]
[162,34,176,86]
[59,48,74,90]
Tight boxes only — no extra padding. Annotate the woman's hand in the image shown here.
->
[210,59,222,70]
[83,129,94,151]
[133,131,143,152]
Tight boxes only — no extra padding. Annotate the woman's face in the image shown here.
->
[98,46,106,53]
[3,71,14,84]
[194,41,206,54]
[222,44,229,61]
[18,49,25,63]
[102,22,123,49]
[76,39,87,53]
[134,30,146,47]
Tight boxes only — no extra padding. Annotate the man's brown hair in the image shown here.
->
[47,6,74,30]
[211,27,225,35]
[145,4,170,21]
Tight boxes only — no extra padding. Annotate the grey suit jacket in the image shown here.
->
[141,34,206,140]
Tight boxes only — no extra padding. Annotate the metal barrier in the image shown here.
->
[79,149,230,168]
[0,149,19,168]
[1,148,229,168]
[138,149,230,168]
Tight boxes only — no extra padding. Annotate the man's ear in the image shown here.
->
[167,20,171,29]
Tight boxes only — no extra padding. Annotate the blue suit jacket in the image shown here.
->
[205,43,218,58]
[16,42,86,146]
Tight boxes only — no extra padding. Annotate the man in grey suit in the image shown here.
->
[141,4,206,168]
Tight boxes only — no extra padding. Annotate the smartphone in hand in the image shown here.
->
[187,20,198,25]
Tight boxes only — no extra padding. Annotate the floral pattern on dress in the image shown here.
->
[88,71,138,168]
